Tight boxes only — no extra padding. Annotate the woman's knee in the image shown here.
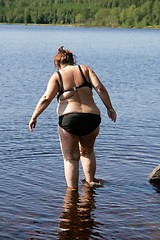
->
[64,152,80,161]
[80,147,93,157]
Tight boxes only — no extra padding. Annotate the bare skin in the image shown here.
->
[29,62,116,190]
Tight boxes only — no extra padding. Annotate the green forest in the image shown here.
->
[0,0,159,28]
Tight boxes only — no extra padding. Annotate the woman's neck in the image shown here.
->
[60,63,74,69]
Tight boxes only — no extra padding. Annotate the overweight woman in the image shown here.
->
[29,47,117,190]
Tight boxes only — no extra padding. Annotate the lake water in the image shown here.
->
[0,24,160,240]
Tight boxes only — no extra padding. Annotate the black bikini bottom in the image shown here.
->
[58,113,101,136]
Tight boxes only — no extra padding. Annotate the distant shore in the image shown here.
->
[0,22,160,29]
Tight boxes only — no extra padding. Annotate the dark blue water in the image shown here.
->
[0,25,160,239]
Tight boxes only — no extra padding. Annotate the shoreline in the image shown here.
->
[0,22,160,29]
[0,22,160,30]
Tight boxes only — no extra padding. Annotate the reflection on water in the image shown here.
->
[58,186,103,240]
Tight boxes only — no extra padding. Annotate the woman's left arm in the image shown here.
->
[29,73,59,132]
[88,67,117,122]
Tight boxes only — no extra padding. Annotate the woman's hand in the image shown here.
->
[107,108,117,122]
[29,118,37,132]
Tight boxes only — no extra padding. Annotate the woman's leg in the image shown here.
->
[58,126,80,189]
[79,127,100,184]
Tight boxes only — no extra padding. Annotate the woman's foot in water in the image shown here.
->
[82,178,103,187]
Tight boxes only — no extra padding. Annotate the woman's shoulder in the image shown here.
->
[79,64,89,68]
[48,72,61,85]
[78,64,91,72]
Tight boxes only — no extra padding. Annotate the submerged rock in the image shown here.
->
[149,164,160,190]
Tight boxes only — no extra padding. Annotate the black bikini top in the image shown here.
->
[57,65,92,101]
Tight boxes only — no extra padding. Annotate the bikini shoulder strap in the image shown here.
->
[57,71,64,91]
[78,65,88,82]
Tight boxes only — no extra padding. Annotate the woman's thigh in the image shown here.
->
[58,126,80,160]
[79,127,100,155]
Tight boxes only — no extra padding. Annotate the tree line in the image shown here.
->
[0,0,159,28]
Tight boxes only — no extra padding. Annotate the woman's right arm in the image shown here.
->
[88,67,117,122]
[29,73,59,132]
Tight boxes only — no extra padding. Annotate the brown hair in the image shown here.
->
[54,46,76,66]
